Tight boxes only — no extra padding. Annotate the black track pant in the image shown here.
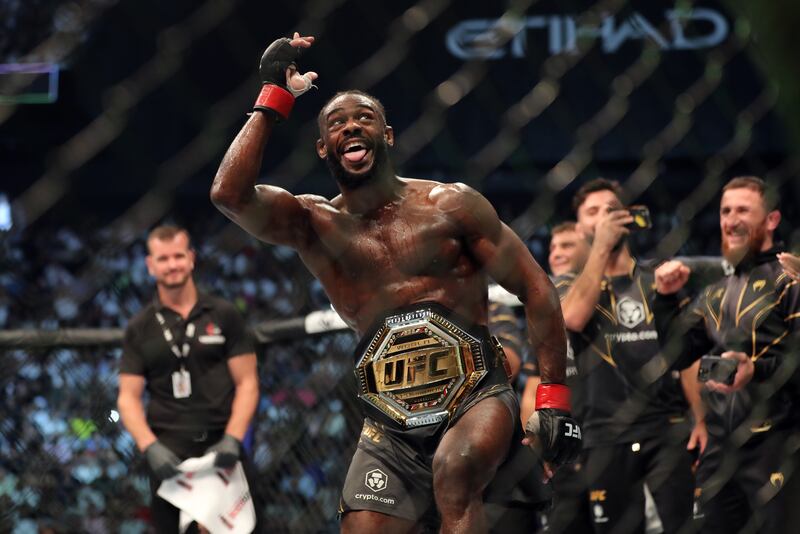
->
[583,434,694,534]
[691,430,795,534]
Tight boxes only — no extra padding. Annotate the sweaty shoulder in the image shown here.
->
[428,181,501,241]
[297,193,336,211]
[427,181,482,213]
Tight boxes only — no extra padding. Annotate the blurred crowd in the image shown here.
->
[0,220,365,532]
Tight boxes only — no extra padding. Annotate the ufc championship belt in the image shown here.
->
[354,302,505,429]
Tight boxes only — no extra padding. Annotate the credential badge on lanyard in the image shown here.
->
[156,311,196,399]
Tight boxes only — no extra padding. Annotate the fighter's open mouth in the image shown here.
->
[342,141,369,162]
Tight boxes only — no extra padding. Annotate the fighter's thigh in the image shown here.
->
[341,510,420,534]
[432,396,515,491]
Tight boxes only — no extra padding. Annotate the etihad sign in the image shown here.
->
[446,9,729,59]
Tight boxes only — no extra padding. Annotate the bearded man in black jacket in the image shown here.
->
[654,176,800,533]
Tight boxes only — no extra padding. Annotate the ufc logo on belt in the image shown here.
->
[376,347,459,391]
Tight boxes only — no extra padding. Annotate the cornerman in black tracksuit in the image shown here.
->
[653,176,800,533]
[560,179,699,534]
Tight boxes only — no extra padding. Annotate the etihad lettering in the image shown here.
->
[446,8,729,59]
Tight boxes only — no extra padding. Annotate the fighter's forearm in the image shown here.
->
[523,283,567,384]
[519,375,540,425]
[210,112,275,214]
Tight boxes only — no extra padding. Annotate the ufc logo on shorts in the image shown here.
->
[564,422,581,439]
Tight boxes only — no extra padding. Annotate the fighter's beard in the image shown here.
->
[326,143,390,190]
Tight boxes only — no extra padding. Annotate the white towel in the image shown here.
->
[157,452,255,534]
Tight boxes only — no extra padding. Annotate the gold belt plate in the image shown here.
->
[355,307,491,429]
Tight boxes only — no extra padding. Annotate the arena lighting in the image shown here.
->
[0,62,59,104]
[0,193,11,231]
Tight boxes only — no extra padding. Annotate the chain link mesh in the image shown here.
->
[1,0,799,532]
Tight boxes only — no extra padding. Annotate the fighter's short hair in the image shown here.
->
[318,90,387,128]
[572,178,625,214]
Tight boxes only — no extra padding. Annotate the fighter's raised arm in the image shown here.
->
[211,33,319,248]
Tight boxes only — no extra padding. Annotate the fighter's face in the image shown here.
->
[145,233,195,289]
[316,94,394,189]
[720,187,779,264]
[575,190,623,239]
[549,229,590,276]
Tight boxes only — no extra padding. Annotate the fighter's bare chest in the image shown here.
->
[314,211,464,278]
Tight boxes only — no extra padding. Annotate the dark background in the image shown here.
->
[2,0,798,251]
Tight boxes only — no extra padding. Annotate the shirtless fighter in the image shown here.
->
[211,33,581,533]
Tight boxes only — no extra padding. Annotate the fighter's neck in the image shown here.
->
[157,279,198,319]
[340,173,405,215]
[604,246,635,277]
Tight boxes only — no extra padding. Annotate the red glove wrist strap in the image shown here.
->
[254,84,295,120]
[536,383,571,411]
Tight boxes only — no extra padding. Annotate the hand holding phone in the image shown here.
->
[626,205,652,231]
[697,355,737,385]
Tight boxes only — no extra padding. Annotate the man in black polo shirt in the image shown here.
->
[654,176,800,532]
[117,225,261,533]
[558,179,695,533]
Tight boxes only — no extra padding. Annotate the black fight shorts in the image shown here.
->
[339,381,520,524]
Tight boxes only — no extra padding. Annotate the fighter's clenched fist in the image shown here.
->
[254,32,318,120]
[655,259,691,295]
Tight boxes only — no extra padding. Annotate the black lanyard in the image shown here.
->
[155,311,195,367]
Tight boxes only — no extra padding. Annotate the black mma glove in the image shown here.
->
[524,383,582,466]
[205,434,241,469]
[144,440,181,480]
[253,36,315,120]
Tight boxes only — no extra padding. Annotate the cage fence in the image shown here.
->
[1,0,799,532]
